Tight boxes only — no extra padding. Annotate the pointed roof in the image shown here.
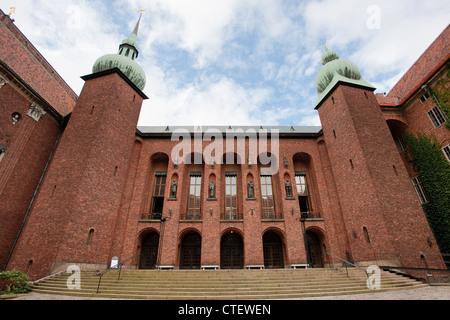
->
[92,14,146,90]
[121,13,143,52]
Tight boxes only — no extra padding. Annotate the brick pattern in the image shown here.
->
[0,82,61,270]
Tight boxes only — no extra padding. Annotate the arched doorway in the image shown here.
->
[180,232,202,269]
[139,232,160,269]
[221,232,244,269]
[306,230,324,268]
[263,231,284,269]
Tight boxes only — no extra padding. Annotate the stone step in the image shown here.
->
[29,268,428,300]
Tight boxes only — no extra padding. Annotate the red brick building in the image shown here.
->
[1,10,448,280]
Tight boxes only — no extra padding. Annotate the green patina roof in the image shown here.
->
[92,14,146,91]
[315,48,375,109]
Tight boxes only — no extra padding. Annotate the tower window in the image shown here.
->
[87,229,94,246]
[363,227,371,244]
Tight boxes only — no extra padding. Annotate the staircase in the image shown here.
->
[31,268,427,299]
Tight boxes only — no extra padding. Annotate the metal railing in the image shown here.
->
[95,253,146,294]
[326,253,369,278]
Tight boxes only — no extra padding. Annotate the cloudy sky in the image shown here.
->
[4,0,449,127]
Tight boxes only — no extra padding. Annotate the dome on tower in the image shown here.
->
[92,15,146,91]
[315,47,375,109]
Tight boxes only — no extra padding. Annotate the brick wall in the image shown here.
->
[7,71,145,279]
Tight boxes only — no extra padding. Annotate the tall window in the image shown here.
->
[151,172,166,219]
[224,172,239,220]
[428,106,446,128]
[443,144,450,162]
[260,173,276,219]
[412,176,429,204]
[187,172,202,220]
[295,172,311,214]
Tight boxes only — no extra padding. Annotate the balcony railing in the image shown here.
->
[302,211,323,220]
[180,212,202,221]
[140,212,162,221]
[221,212,243,221]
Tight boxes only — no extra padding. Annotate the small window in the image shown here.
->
[87,229,94,246]
[428,106,446,128]
[412,176,429,204]
[443,145,450,163]
[363,227,371,244]
[420,92,430,103]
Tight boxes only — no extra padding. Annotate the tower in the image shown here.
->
[7,16,148,280]
[315,49,444,267]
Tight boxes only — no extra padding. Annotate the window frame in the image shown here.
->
[260,172,276,219]
[411,176,429,205]
[443,144,450,163]
[186,172,202,220]
[428,106,446,128]
[224,172,239,220]
[150,172,167,219]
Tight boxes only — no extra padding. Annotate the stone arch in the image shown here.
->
[138,229,160,269]
[262,229,286,269]
[305,227,327,268]
[220,230,244,269]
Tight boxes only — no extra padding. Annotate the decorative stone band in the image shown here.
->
[27,102,46,122]
[0,74,8,89]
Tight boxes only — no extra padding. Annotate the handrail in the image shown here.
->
[95,253,147,294]
[326,253,369,278]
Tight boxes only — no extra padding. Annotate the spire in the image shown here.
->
[132,12,143,36]
[92,12,147,91]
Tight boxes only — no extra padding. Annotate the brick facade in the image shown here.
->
[1,10,448,280]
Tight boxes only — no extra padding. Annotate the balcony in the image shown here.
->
[301,211,323,220]
[220,211,243,221]
[140,212,162,221]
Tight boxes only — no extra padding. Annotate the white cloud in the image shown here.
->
[139,69,273,126]
[4,0,449,128]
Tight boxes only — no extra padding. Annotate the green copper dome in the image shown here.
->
[93,15,146,91]
[315,48,375,108]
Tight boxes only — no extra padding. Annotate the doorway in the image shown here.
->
[263,231,284,269]
[221,232,244,269]
[306,230,324,268]
[180,232,202,269]
[139,232,160,269]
